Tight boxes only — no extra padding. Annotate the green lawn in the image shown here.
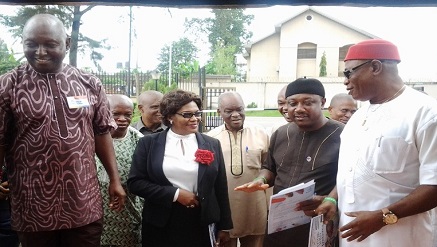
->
[131,109,330,124]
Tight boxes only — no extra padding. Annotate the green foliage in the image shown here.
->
[141,80,178,94]
[207,9,253,54]
[0,5,107,68]
[157,37,199,78]
[205,44,236,75]
[0,5,72,39]
[0,39,20,75]
[246,102,258,108]
[319,51,327,77]
[184,9,253,75]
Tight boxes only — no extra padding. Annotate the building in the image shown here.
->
[244,7,377,82]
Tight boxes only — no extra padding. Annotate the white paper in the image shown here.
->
[308,214,326,247]
[208,223,217,247]
[267,180,315,234]
[308,214,338,247]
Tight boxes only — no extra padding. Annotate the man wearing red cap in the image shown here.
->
[317,39,437,246]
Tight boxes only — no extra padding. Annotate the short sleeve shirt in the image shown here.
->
[0,63,116,232]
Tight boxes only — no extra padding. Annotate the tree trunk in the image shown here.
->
[69,6,82,67]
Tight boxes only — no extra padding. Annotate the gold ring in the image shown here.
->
[313,210,317,214]
[190,205,195,208]
[186,206,190,208]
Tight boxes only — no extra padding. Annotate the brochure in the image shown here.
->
[308,214,338,247]
[267,180,315,234]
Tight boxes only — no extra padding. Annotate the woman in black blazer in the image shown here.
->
[127,90,233,247]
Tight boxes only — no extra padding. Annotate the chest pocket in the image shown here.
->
[370,136,410,173]
[245,149,262,169]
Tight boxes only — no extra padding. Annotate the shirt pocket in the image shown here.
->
[370,136,409,174]
[245,149,262,169]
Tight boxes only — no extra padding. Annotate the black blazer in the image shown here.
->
[127,129,233,231]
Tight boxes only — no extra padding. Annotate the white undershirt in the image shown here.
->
[163,129,199,202]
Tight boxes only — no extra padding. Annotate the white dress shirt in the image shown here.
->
[163,129,199,201]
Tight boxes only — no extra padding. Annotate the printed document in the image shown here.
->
[267,180,315,234]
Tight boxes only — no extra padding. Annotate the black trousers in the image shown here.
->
[142,203,210,247]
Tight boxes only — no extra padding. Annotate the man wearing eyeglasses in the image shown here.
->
[207,91,270,247]
[328,93,357,124]
[317,39,437,246]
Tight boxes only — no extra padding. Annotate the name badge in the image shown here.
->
[67,96,90,109]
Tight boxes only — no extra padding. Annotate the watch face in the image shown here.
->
[384,214,398,224]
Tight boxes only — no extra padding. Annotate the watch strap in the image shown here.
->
[381,208,390,215]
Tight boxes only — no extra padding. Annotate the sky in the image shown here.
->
[1,4,436,81]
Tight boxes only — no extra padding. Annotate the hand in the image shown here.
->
[234,180,269,193]
[314,198,337,224]
[108,181,126,212]
[177,189,199,208]
[296,195,324,216]
[215,230,230,247]
[339,210,384,242]
[0,181,10,201]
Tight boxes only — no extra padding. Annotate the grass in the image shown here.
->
[131,109,331,124]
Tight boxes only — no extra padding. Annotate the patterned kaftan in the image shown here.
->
[96,126,144,247]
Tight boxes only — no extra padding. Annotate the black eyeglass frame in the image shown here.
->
[343,60,372,79]
[175,111,203,119]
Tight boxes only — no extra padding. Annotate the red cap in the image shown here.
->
[344,39,400,63]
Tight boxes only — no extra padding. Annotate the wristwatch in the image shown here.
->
[382,208,398,225]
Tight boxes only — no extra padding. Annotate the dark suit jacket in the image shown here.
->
[127,129,233,231]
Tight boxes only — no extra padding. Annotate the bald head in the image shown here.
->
[217,91,245,132]
[23,14,67,38]
[218,91,244,109]
[137,90,164,128]
[108,94,134,110]
[138,90,163,106]
[328,93,357,124]
[22,14,70,73]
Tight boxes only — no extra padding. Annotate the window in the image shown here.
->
[298,42,317,59]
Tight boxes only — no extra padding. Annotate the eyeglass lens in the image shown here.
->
[343,60,371,79]
[179,112,202,118]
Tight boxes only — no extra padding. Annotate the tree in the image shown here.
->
[0,38,20,75]
[184,9,253,75]
[205,43,236,75]
[319,51,327,77]
[157,37,199,77]
[0,5,109,68]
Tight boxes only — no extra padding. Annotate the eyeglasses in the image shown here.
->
[175,111,202,118]
[343,60,371,79]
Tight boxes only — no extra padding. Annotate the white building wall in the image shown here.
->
[203,81,437,110]
[246,8,377,82]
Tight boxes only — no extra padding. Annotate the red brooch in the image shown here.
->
[194,149,214,166]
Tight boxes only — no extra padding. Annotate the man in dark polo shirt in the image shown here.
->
[133,90,167,135]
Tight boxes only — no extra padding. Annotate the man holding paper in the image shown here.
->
[235,78,344,246]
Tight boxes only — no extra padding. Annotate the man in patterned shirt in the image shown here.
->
[0,14,126,247]
[97,94,144,247]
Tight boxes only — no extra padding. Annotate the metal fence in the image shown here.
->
[93,71,200,97]
[92,69,255,132]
